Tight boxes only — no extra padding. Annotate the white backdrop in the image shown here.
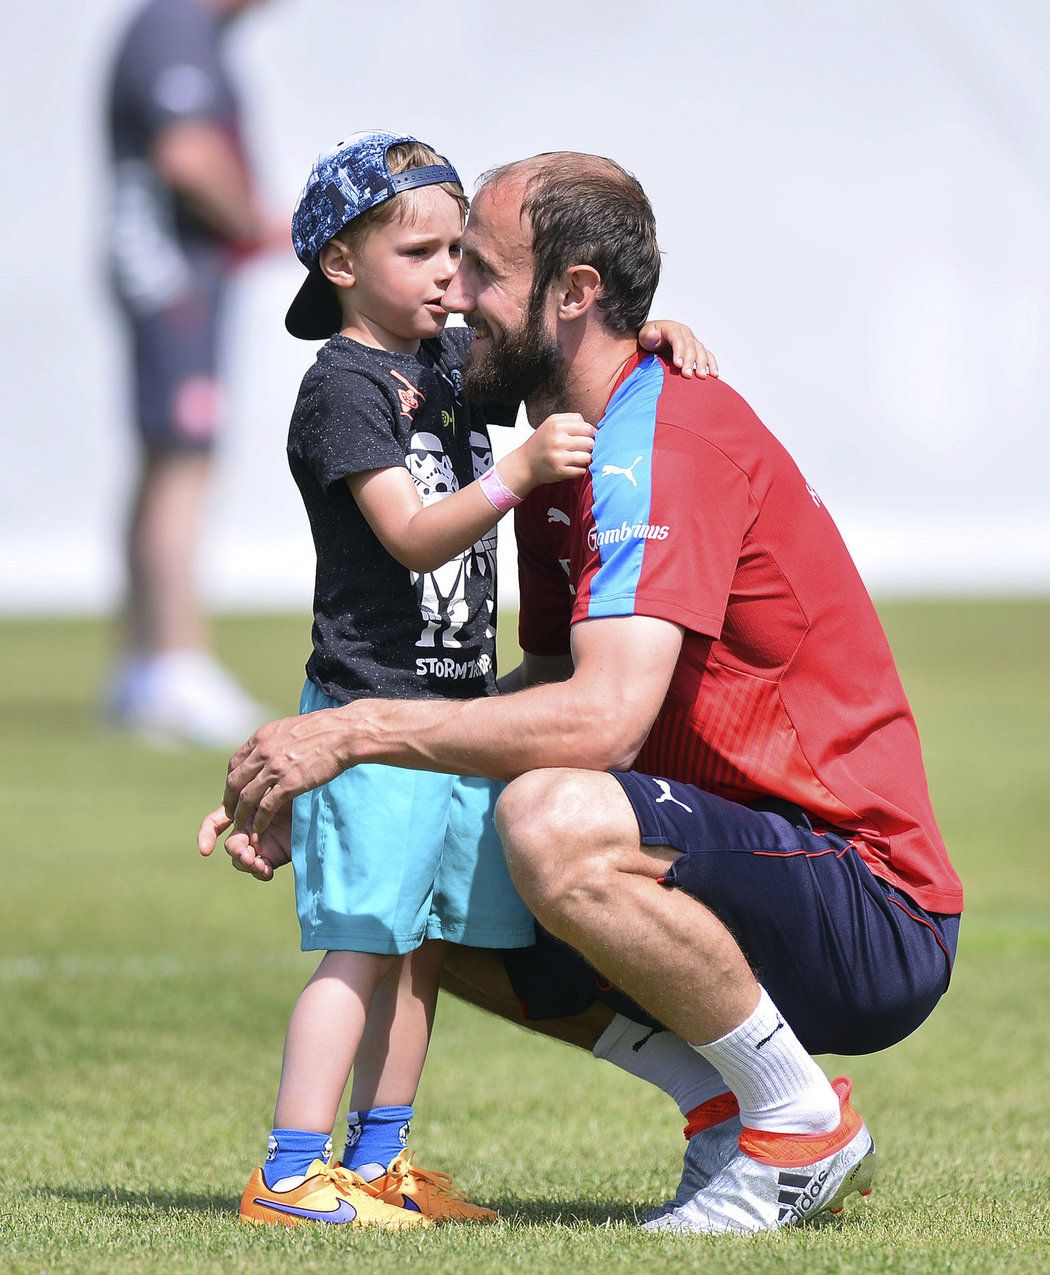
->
[2,0,1047,614]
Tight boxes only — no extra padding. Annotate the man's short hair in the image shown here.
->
[480,153,661,334]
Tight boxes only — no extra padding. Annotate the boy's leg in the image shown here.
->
[283,706,452,1175]
[266,948,394,1186]
[242,947,428,1231]
[342,937,499,1222]
[351,939,448,1108]
[343,939,448,1172]
[244,711,454,1227]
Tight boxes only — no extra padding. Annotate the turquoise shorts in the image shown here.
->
[291,680,535,955]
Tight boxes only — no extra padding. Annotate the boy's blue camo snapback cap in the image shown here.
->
[285,130,462,340]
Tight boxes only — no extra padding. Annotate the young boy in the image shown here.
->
[217,131,713,1229]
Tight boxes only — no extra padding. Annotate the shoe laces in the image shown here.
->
[317,1163,384,1198]
[386,1152,468,1202]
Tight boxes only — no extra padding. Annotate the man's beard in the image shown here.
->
[462,296,567,409]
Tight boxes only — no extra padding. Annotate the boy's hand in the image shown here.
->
[639,320,719,379]
[197,803,292,882]
[511,412,596,489]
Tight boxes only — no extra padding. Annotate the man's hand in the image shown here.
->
[198,804,292,881]
[222,708,355,835]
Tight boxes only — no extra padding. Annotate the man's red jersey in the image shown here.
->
[516,354,962,914]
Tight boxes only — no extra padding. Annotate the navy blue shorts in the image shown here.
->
[502,772,960,1056]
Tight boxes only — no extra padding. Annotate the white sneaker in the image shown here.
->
[642,1096,743,1222]
[643,1076,876,1235]
[105,650,269,749]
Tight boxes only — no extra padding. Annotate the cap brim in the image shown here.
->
[285,263,344,341]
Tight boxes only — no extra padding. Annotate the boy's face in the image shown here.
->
[337,186,464,354]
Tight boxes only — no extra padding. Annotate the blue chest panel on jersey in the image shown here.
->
[586,356,665,616]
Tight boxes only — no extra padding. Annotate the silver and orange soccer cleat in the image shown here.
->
[643,1077,876,1235]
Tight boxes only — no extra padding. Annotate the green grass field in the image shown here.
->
[2,600,1048,1273]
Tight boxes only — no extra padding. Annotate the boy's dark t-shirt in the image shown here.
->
[288,329,516,703]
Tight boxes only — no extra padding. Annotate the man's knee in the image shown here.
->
[495,769,637,918]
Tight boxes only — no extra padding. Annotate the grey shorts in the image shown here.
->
[116,245,227,455]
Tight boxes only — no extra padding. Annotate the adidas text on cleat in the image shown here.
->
[642,1076,876,1235]
[370,1152,499,1222]
[240,1159,430,1228]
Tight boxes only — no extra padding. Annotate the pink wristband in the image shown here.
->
[478,465,523,514]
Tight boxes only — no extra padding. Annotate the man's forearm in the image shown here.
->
[343,677,640,781]
[221,615,680,834]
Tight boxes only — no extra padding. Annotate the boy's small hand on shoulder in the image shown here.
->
[638,320,719,379]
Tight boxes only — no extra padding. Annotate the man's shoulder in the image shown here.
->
[647,361,758,427]
[641,360,791,468]
[599,359,756,457]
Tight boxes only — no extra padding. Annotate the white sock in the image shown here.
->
[690,987,839,1134]
[593,1014,729,1116]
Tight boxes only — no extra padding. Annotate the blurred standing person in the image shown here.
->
[104,0,282,745]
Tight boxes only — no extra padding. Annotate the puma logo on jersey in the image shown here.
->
[600,456,643,486]
[547,507,570,525]
[653,779,692,812]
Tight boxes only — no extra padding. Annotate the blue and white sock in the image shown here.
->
[262,1128,333,1190]
[344,1105,413,1179]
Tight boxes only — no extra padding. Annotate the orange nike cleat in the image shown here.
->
[240,1159,430,1228]
[368,1152,499,1222]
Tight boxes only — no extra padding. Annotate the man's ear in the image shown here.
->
[318,239,356,291]
[556,264,602,321]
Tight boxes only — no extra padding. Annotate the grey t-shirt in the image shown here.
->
[288,329,517,703]
[106,0,245,308]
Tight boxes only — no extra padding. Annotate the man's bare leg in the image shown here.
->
[495,770,759,1046]
[125,450,211,655]
[441,923,738,1216]
[493,768,874,1234]
[440,945,614,1049]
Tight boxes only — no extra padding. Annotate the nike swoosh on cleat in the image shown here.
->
[397,1196,423,1213]
[254,1198,358,1223]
